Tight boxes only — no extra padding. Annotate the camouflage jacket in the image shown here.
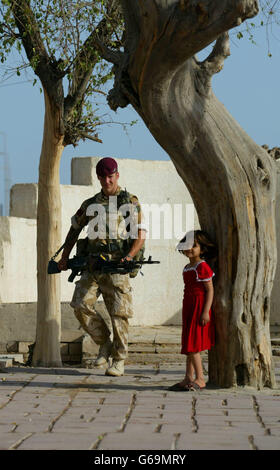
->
[70,186,145,260]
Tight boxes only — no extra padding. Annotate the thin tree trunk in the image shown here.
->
[107,1,276,388]
[32,90,64,367]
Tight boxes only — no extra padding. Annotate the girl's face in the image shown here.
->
[183,240,203,261]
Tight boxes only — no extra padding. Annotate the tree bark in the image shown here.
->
[32,90,64,367]
[106,0,276,388]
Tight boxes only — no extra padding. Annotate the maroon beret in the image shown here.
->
[96,157,118,177]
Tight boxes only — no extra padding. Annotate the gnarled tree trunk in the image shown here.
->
[32,90,64,367]
[107,0,276,387]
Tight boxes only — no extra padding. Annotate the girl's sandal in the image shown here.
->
[168,382,187,391]
[168,382,195,391]
[168,381,206,392]
[185,381,205,391]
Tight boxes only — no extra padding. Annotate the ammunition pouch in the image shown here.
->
[75,189,146,277]
[76,237,89,256]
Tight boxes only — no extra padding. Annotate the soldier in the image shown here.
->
[58,157,146,376]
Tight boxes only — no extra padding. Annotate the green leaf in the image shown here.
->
[0,0,127,146]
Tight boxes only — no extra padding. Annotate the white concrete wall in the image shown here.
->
[0,214,187,325]
[8,184,99,303]
[71,157,198,208]
[3,157,198,325]
[0,217,36,304]
[2,156,280,325]
[70,157,200,325]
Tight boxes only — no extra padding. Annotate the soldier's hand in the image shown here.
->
[58,257,68,271]
[121,254,133,263]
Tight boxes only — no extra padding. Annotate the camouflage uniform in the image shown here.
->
[71,272,133,360]
[68,186,145,362]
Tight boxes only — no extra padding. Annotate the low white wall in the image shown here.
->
[3,156,280,325]
[71,156,196,206]
[0,215,187,325]
[0,217,36,304]
[3,158,198,325]
[10,183,95,230]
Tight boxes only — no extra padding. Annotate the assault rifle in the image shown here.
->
[48,254,160,282]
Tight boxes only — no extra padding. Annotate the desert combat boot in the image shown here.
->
[105,359,125,377]
[94,339,113,367]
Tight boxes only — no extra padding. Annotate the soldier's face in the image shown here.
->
[98,172,119,195]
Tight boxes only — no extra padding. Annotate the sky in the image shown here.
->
[0,17,280,215]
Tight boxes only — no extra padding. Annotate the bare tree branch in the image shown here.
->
[91,37,123,65]
[10,0,52,79]
[79,131,102,143]
[64,4,123,122]
[195,32,230,97]
[200,33,231,76]
[194,33,231,96]
[10,0,65,119]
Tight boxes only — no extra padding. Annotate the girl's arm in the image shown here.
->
[200,280,214,326]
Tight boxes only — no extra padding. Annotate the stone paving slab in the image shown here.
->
[0,360,280,451]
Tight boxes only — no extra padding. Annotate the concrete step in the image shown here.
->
[0,354,24,370]
[81,326,182,366]
[0,359,13,369]
[126,353,184,364]
[1,325,280,365]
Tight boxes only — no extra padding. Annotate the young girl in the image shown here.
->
[169,230,217,391]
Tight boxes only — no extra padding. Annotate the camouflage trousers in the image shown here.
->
[70,271,133,361]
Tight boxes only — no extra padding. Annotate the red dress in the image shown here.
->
[181,260,215,354]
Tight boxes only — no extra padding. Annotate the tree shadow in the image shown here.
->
[1,365,187,376]
[1,366,91,376]
[0,379,170,392]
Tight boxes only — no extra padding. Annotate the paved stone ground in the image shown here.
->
[0,355,279,451]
